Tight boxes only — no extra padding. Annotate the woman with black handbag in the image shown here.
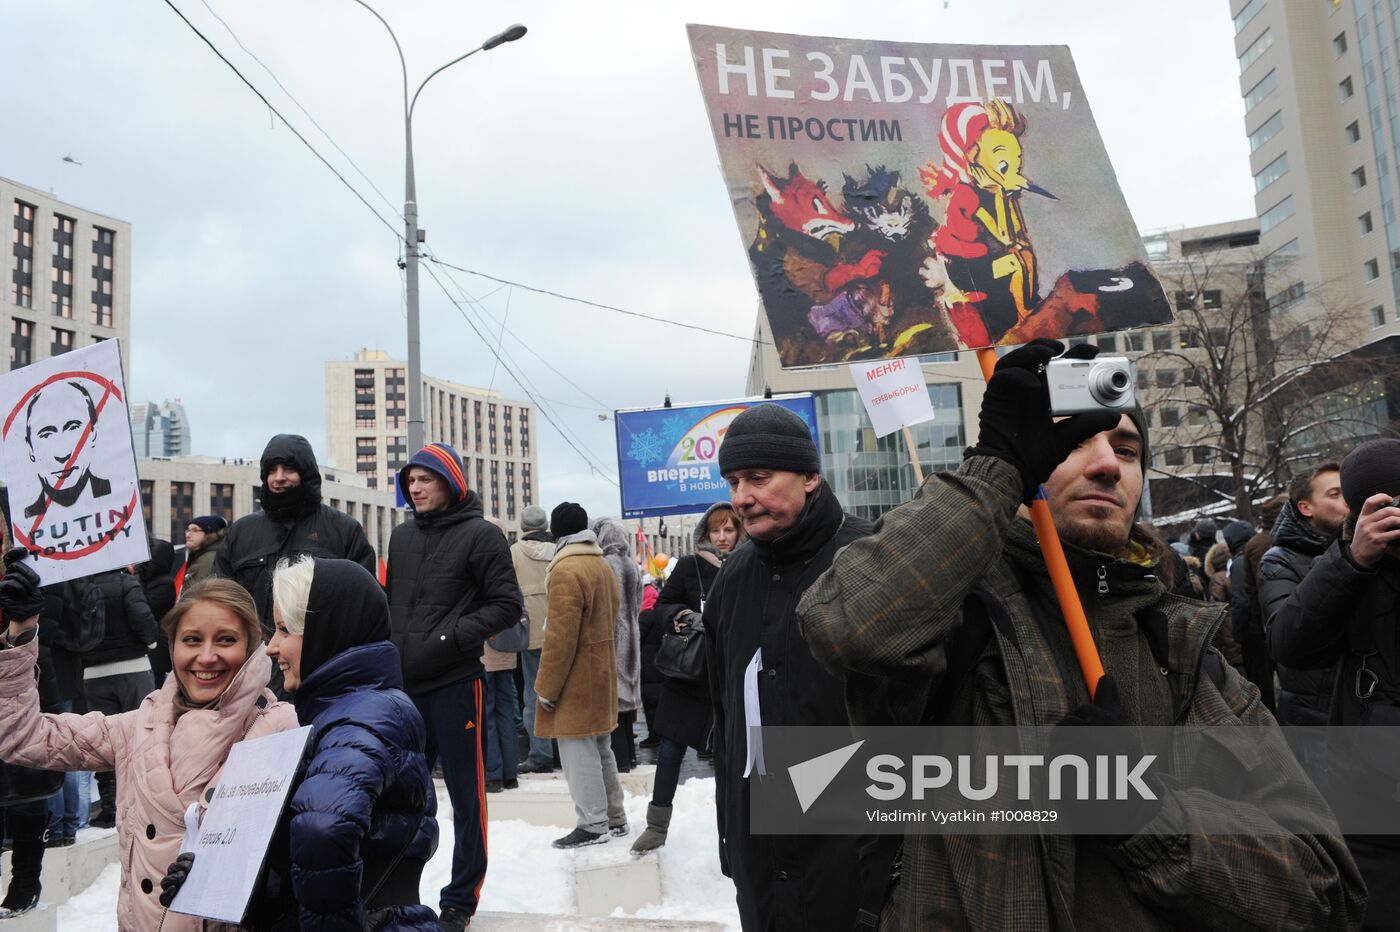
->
[632,502,745,854]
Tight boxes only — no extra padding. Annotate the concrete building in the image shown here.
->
[325,349,538,539]
[137,455,404,559]
[1232,0,1399,335]
[130,399,190,458]
[746,318,979,523]
[1,176,131,376]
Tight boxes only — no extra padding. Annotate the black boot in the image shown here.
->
[0,810,45,917]
[92,770,117,828]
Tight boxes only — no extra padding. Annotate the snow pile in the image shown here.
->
[622,777,741,930]
[57,863,119,931]
[57,777,741,929]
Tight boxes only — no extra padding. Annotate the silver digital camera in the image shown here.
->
[1046,355,1136,416]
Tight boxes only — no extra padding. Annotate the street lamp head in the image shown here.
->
[482,24,527,51]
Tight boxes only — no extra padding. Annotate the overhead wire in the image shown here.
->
[159,0,404,242]
[193,0,405,223]
[427,264,618,473]
[421,261,620,484]
[424,249,613,410]
[424,256,768,346]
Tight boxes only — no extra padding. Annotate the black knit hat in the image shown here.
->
[190,515,227,534]
[1340,438,1400,515]
[717,404,821,476]
[551,502,589,539]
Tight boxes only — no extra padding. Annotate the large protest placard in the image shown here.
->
[688,25,1172,368]
[616,394,819,519]
[0,340,148,583]
[170,725,313,923]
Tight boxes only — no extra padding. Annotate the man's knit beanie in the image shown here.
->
[521,504,548,533]
[398,443,468,508]
[551,502,589,539]
[717,404,821,476]
[1340,438,1400,515]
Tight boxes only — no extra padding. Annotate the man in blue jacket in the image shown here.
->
[387,443,522,932]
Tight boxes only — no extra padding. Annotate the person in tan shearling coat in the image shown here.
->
[533,504,622,848]
[0,573,296,931]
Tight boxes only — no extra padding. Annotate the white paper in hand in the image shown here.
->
[169,725,312,923]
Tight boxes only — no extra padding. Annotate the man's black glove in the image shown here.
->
[1053,675,1162,841]
[967,339,1122,503]
[0,549,44,623]
[159,852,195,908]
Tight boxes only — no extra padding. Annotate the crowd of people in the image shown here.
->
[0,334,1399,929]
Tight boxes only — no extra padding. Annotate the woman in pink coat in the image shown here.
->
[0,565,297,931]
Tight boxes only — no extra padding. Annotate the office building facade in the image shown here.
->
[1,176,131,376]
[138,455,403,559]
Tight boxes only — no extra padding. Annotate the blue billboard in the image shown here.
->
[615,394,820,520]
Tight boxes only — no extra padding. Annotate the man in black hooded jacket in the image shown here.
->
[386,442,521,932]
[213,434,375,695]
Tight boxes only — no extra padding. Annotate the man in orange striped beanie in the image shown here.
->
[387,442,524,931]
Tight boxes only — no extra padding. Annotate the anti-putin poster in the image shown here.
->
[688,25,1171,368]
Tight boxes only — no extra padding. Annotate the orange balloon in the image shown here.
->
[654,553,670,569]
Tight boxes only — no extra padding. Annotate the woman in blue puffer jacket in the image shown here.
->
[264,555,439,931]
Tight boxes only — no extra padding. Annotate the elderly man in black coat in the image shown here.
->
[704,404,875,931]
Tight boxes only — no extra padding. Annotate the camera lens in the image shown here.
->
[1088,362,1131,406]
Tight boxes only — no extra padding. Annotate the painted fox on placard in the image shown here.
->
[749,162,853,344]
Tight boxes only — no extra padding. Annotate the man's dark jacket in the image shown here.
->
[214,435,376,632]
[37,578,102,711]
[705,480,874,931]
[386,490,522,696]
[83,570,158,668]
[1258,500,1337,725]
[1271,519,1400,726]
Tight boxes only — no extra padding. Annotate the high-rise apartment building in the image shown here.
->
[0,177,131,376]
[1232,0,1400,335]
[130,399,191,457]
[325,349,538,539]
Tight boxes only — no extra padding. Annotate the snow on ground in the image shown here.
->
[57,863,119,931]
[59,777,740,929]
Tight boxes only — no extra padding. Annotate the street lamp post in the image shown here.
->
[349,2,526,456]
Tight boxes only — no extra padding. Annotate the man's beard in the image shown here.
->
[1055,509,1133,555]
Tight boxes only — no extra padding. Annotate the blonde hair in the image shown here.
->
[162,578,263,655]
[271,555,315,635]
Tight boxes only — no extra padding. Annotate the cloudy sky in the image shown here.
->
[0,0,1253,519]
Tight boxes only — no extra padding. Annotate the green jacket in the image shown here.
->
[798,455,1364,932]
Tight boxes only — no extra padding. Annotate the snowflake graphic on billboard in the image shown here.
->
[626,429,666,468]
[659,414,688,448]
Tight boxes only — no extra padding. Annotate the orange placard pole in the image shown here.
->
[975,348,1105,698]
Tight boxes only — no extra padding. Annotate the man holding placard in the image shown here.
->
[798,340,1364,929]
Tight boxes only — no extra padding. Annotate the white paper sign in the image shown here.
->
[0,340,149,583]
[848,357,937,438]
[170,725,313,924]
